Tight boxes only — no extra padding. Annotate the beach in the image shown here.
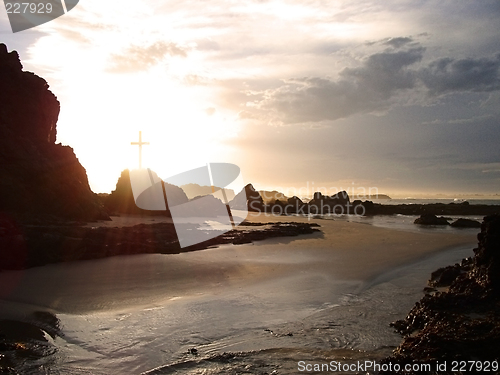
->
[0,213,477,374]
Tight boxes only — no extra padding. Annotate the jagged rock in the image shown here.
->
[467,214,500,291]
[104,169,188,215]
[286,196,306,214]
[287,196,303,206]
[0,44,108,221]
[428,264,462,287]
[229,183,264,212]
[332,190,350,204]
[308,190,350,214]
[414,214,450,225]
[450,218,481,228]
[351,200,375,215]
[384,215,500,373]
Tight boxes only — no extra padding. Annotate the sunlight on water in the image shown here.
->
[0,243,474,374]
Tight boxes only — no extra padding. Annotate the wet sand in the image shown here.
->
[243,212,476,280]
[1,213,476,314]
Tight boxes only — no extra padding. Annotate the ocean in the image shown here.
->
[369,198,500,206]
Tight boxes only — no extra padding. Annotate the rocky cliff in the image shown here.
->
[384,214,500,373]
[0,44,109,221]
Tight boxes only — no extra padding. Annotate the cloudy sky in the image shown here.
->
[1,0,499,197]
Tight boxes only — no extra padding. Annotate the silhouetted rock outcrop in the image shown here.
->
[229,183,264,211]
[104,169,188,215]
[0,44,108,221]
[450,218,481,228]
[287,196,305,210]
[384,215,500,372]
[307,190,350,214]
[0,216,321,270]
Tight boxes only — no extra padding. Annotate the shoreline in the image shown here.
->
[0,213,479,373]
[0,214,476,313]
[381,214,500,373]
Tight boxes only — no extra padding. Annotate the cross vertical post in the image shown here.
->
[131,131,150,169]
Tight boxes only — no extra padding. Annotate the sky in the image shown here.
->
[1,0,499,198]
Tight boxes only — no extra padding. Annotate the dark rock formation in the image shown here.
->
[307,190,350,215]
[351,199,375,215]
[104,169,188,215]
[0,44,108,222]
[0,218,321,270]
[287,196,303,207]
[383,214,500,373]
[0,311,61,372]
[450,218,481,228]
[414,214,450,225]
[105,169,233,218]
[229,183,264,212]
[286,196,306,214]
[428,263,464,287]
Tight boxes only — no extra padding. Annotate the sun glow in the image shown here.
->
[54,70,240,193]
[24,1,242,193]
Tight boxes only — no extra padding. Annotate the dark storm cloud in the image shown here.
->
[342,47,424,93]
[419,54,500,95]
[250,47,425,123]
[246,46,500,124]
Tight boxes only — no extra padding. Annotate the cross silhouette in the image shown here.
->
[130,131,150,169]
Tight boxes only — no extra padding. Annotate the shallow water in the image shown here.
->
[369,198,500,206]
[0,240,474,374]
[321,213,483,235]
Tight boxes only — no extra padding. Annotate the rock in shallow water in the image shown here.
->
[414,214,450,226]
[450,218,481,228]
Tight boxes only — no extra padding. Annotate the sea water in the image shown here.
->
[369,198,500,206]
[325,213,483,235]
[0,239,475,374]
